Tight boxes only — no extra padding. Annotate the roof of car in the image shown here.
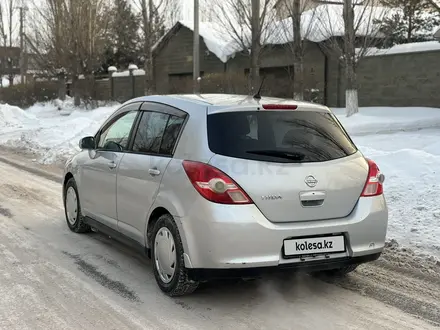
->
[127,94,329,113]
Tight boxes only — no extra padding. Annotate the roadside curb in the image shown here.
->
[0,155,62,183]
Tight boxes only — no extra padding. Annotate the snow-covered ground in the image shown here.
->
[335,107,440,258]
[0,100,439,258]
[0,98,119,164]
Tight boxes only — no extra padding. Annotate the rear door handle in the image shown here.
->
[148,168,161,176]
[108,161,117,169]
[299,191,326,201]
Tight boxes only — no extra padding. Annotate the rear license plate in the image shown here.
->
[283,235,345,257]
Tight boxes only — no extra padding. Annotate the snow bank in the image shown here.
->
[0,99,119,164]
[0,104,37,127]
[353,130,440,258]
[330,106,440,257]
[332,107,440,136]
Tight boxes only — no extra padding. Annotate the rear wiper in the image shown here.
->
[246,150,306,161]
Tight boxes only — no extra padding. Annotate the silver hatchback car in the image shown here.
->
[63,94,388,296]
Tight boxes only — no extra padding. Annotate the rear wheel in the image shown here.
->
[151,213,198,296]
[64,178,91,233]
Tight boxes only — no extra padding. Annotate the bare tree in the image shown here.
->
[0,3,7,87]
[199,0,215,21]
[4,0,19,86]
[133,0,180,94]
[315,1,390,116]
[213,0,275,92]
[427,0,440,12]
[28,0,112,106]
[275,0,320,100]
[5,0,17,48]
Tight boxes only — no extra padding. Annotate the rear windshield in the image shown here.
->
[207,110,357,163]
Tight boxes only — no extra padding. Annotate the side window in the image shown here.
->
[132,111,169,154]
[159,115,185,155]
[97,111,138,151]
[132,111,185,155]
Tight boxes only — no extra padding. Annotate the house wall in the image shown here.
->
[226,41,326,102]
[326,50,440,108]
[154,26,226,94]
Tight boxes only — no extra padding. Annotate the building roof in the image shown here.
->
[154,4,393,63]
[152,21,240,63]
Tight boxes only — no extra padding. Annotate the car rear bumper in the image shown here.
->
[174,195,388,270]
[187,252,381,281]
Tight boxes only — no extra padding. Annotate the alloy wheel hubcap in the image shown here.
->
[66,187,78,225]
[154,227,177,284]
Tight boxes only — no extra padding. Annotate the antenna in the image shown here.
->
[253,76,266,100]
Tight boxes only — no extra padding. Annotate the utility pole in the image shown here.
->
[19,5,27,85]
[142,0,155,94]
[193,0,200,94]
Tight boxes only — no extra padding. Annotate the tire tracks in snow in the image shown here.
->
[319,244,440,327]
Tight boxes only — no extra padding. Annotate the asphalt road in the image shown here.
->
[0,156,438,330]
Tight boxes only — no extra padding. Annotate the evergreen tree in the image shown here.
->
[379,0,440,46]
[103,0,142,71]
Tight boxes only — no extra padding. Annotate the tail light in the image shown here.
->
[182,160,253,204]
[361,159,385,197]
[262,104,297,110]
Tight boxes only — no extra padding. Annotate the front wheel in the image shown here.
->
[151,214,198,296]
[64,178,91,233]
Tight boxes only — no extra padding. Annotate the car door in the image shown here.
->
[79,103,140,231]
[116,102,187,244]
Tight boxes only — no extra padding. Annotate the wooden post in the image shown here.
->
[128,64,138,99]
[108,66,117,100]
[58,71,66,101]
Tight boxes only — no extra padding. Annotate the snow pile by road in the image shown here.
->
[333,107,440,136]
[352,130,440,258]
[0,98,119,164]
[0,100,439,258]
[0,104,37,127]
[330,107,440,257]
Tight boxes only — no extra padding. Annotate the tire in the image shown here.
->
[64,178,91,233]
[151,213,199,296]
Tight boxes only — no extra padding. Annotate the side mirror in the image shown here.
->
[79,136,95,150]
